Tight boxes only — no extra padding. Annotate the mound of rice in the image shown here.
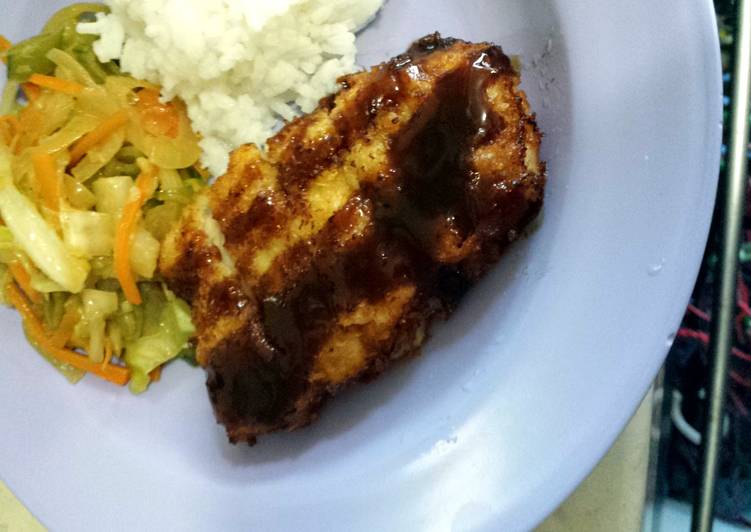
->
[78,0,384,175]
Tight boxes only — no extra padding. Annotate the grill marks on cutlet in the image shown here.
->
[207,197,389,428]
[209,59,423,283]
[210,149,285,254]
[202,36,538,436]
[221,191,288,258]
[274,124,341,193]
[333,68,404,148]
[163,226,222,303]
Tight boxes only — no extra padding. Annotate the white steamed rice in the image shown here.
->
[78,0,384,175]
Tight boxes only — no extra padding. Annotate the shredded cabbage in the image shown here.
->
[63,175,97,210]
[0,147,90,292]
[129,226,159,279]
[0,226,17,263]
[0,81,19,115]
[71,128,125,181]
[0,5,205,390]
[92,175,132,213]
[125,287,195,393]
[81,288,118,362]
[60,209,115,257]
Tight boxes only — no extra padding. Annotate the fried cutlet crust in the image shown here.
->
[160,34,546,444]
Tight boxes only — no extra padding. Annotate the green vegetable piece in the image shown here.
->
[42,3,108,35]
[178,346,199,367]
[43,292,69,330]
[89,255,114,281]
[82,288,118,321]
[0,226,17,264]
[60,29,118,84]
[7,32,62,81]
[0,81,20,115]
[7,3,118,83]
[98,161,139,178]
[145,202,184,241]
[125,292,195,393]
[82,288,118,362]
[99,146,145,178]
[94,278,120,292]
[116,304,142,343]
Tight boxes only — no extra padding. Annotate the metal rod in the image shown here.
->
[691,1,751,530]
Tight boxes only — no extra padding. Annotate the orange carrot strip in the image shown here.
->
[0,35,10,64]
[149,365,163,382]
[114,164,157,305]
[21,82,41,103]
[8,262,42,304]
[68,109,129,167]
[6,283,130,386]
[27,73,83,96]
[14,103,44,154]
[0,115,19,146]
[135,88,180,139]
[49,306,80,349]
[1,115,19,128]
[31,151,60,212]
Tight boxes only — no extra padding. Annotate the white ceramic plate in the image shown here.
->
[0,1,721,531]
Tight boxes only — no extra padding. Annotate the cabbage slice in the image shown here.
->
[125,287,195,393]
[0,147,89,293]
[60,209,115,257]
[92,175,133,214]
[81,288,118,362]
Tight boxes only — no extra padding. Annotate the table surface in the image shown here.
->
[537,391,652,532]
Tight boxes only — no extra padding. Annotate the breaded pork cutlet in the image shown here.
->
[160,33,546,444]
